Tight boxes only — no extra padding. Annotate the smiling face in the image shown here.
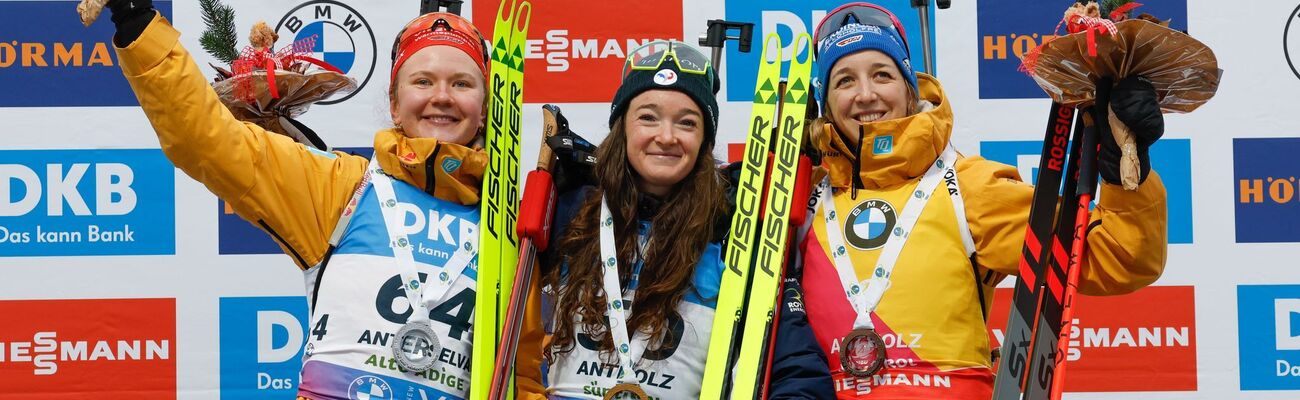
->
[389,45,486,143]
[623,90,705,197]
[825,50,912,146]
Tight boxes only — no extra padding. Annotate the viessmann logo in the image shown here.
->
[0,299,176,397]
[0,1,173,107]
[275,0,376,105]
[975,0,1187,99]
[989,286,1197,392]
[472,0,683,103]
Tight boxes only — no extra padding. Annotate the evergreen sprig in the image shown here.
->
[1102,0,1136,17]
[199,0,239,64]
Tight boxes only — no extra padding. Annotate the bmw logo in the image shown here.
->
[1287,4,1300,81]
[842,199,897,250]
[276,0,376,105]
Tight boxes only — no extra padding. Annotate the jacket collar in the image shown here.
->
[815,73,954,190]
[372,129,486,205]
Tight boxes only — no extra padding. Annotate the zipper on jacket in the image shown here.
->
[258,219,310,269]
[311,246,336,312]
[424,142,443,196]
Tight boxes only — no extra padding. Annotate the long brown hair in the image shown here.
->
[544,116,727,360]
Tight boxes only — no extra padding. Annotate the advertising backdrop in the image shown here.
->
[2,0,1298,398]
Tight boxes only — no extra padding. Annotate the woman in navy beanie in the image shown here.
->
[532,40,834,399]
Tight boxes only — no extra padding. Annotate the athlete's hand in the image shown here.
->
[1101,75,1164,187]
[77,0,152,26]
[546,127,598,193]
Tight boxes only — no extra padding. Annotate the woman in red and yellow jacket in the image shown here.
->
[796,3,1169,399]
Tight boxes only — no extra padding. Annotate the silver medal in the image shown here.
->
[392,321,440,372]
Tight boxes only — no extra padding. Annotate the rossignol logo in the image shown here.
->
[0,299,176,395]
[0,1,173,107]
[1233,138,1300,243]
[0,150,176,257]
[1286,4,1300,81]
[843,199,897,250]
[275,0,376,105]
[975,1,1187,99]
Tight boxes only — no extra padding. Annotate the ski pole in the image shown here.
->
[1022,108,1089,400]
[1050,79,1110,400]
[488,104,564,400]
[991,102,1077,400]
[910,0,935,75]
[758,154,813,400]
[698,20,755,76]
[420,0,463,14]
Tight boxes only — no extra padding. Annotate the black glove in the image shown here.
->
[106,0,155,47]
[544,108,598,193]
[1100,75,1163,186]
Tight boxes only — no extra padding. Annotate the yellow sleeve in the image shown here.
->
[514,263,548,399]
[116,13,365,268]
[957,156,1167,295]
[1078,173,1168,295]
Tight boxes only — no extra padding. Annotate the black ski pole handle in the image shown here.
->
[698,19,755,77]
[420,0,463,15]
[1081,77,1114,195]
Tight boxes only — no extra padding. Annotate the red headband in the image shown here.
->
[390,13,488,84]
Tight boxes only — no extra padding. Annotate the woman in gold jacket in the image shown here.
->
[96,0,544,398]
[795,3,1168,399]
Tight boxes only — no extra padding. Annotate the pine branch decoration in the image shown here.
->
[199,0,239,64]
[1101,0,1134,13]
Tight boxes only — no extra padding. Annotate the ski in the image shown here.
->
[1022,106,1090,400]
[992,102,1076,400]
[496,3,529,399]
[497,0,530,336]
[701,32,783,400]
[472,1,527,398]
[1048,81,1110,400]
[729,32,814,400]
[488,103,559,400]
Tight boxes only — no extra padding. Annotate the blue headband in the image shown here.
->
[813,23,917,105]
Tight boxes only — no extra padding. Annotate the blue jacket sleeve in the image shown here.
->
[767,272,836,398]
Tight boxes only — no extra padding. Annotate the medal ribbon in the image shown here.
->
[598,196,649,387]
[819,145,964,330]
[369,157,477,326]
